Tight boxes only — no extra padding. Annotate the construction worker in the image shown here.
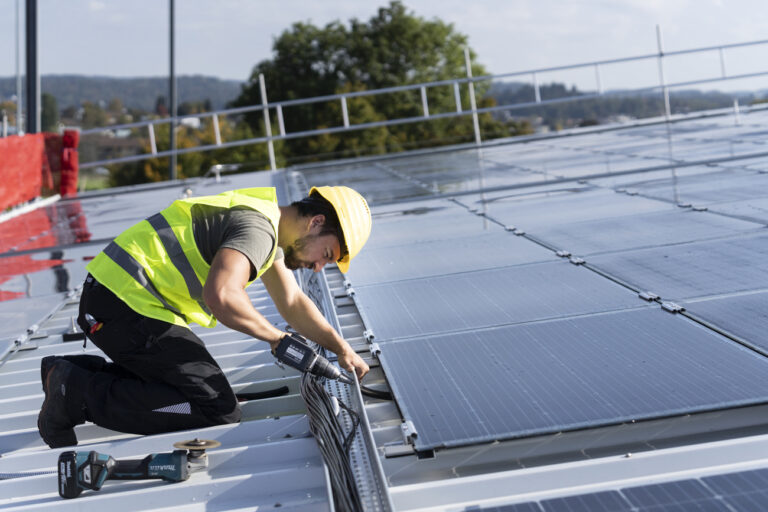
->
[38,186,371,448]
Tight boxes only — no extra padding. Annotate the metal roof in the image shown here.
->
[2,106,768,511]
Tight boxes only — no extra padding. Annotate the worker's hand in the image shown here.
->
[338,348,369,380]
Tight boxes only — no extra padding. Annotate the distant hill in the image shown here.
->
[0,75,244,111]
[488,82,762,127]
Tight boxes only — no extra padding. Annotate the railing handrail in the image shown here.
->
[76,35,768,170]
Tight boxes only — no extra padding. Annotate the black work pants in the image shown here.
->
[73,275,241,435]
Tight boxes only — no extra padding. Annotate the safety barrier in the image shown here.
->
[0,135,46,211]
[0,130,80,210]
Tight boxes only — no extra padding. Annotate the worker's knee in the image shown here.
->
[199,394,241,426]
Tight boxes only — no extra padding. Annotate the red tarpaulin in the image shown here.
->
[0,134,45,211]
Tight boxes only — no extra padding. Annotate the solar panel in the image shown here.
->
[683,291,768,354]
[704,468,768,507]
[478,467,768,511]
[635,170,768,205]
[540,491,631,512]
[366,202,495,249]
[346,232,555,286]
[377,308,768,451]
[462,188,673,232]
[709,197,768,224]
[353,261,645,341]
[299,164,433,203]
[622,479,720,509]
[586,232,768,300]
[526,209,762,256]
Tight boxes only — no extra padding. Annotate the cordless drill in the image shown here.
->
[274,332,355,385]
[57,438,219,499]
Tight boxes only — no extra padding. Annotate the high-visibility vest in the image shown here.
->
[86,188,281,328]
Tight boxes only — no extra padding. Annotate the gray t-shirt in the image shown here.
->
[191,204,283,280]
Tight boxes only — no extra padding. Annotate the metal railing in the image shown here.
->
[78,33,768,171]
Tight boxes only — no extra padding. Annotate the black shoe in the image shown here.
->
[41,355,107,394]
[38,360,81,448]
[40,356,62,395]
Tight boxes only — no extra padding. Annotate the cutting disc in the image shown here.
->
[173,438,222,451]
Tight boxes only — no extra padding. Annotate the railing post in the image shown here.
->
[212,114,222,146]
[532,72,541,103]
[258,73,276,171]
[169,0,177,180]
[277,104,286,136]
[656,25,671,119]
[420,86,430,117]
[719,47,727,78]
[148,123,158,155]
[594,64,603,94]
[453,81,462,113]
[341,96,350,128]
[464,47,482,146]
[733,99,741,126]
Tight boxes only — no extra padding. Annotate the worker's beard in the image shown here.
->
[282,235,312,270]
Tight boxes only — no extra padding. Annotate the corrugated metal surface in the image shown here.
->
[0,171,334,510]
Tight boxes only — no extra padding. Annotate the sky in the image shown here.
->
[1,0,767,92]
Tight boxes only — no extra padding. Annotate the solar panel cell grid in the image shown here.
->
[378,308,768,451]
[587,232,768,300]
[480,467,768,511]
[526,209,762,256]
[683,291,768,355]
[353,261,645,341]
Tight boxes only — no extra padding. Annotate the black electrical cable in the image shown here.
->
[300,371,363,512]
[235,386,290,401]
[359,385,393,400]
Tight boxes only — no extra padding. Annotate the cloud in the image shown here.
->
[89,1,106,11]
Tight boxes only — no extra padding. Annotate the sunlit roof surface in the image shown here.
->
[2,107,768,510]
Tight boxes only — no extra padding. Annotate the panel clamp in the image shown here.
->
[661,302,685,313]
[639,291,660,302]
[569,257,586,265]
[401,421,419,445]
[556,250,571,258]
[364,330,376,343]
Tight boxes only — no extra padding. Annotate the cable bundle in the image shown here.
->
[300,372,362,512]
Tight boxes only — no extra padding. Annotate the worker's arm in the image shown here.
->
[202,248,285,346]
[260,258,370,380]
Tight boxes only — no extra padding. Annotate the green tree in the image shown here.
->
[81,101,107,129]
[41,93,59,132]
[109,115,277,187]
[231,1,506,163]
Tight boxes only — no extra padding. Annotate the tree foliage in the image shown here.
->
[231,1,509,163]
[41,93,59,132]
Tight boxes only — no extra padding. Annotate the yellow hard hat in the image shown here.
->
[310,186,371,273]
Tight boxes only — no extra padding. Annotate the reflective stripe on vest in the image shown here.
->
[146,212,212,316]
[102,241,185,319]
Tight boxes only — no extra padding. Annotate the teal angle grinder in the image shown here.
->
[57,438,220,499]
